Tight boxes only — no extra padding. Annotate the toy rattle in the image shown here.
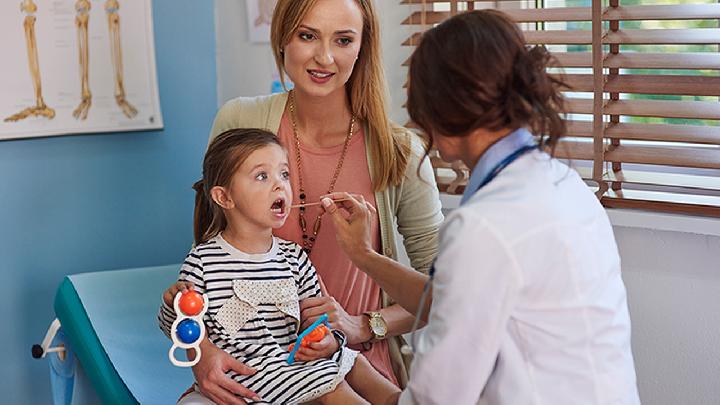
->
[169,290,209,367]
[287,313,330,364]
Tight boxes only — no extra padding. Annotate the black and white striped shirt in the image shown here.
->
[158,234,357,404]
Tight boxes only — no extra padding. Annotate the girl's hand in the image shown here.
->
[293,332,339,362]
[300,296,372,345]
[162,281,194,306]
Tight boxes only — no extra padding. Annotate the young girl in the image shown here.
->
[158,128,399,404]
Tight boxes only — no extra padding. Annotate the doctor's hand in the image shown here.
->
[321,192,377,264]
[191,339,261,404]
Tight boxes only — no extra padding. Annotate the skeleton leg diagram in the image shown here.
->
[254,0,276,27]
[106,0,137,119]
[5,0,55,122]
[73,0,91,120]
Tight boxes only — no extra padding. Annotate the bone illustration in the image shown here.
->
[105,0,137,119]
[5,0,55,122]
[73,0,92,120]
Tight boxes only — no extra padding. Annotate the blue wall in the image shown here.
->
[0,1,217,402]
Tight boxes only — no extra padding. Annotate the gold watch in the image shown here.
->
[364,311,388,342]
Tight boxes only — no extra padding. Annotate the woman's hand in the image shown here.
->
[162,281,194,306]
[300,296,371,345]
[321,192,377,263]
[293,331,339,362]
[191,339,261,404]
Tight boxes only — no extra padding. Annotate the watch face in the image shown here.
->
[370,317,387,335]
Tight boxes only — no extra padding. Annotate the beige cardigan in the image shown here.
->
[209,92,443,386]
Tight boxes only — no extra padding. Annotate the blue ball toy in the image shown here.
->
[176,319,201,344]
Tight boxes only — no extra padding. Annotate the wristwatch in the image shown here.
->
[362,311,388,350]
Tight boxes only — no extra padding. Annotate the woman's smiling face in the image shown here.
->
[282,0,363,98]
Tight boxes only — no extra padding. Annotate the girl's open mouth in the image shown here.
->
[271,198,286,215]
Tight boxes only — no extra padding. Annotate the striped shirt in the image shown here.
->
[158,234,357,404]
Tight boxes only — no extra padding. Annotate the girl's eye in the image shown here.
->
[299,32,315,41]
[255,172,268,181]
[281,170,290,180]
[337,37,352,46]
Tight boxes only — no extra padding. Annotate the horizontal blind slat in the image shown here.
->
[566,98,720,120]
[605,29,720,44]
[606,145,720,169]
[550,52,720,70]
[559,74,720,96]
[605,4,720,21]
[565,120,720,144]
[602,191,720,216]
[606,170,720,192]
[606,123,720,145]
[607,99,720,120]
[524,29,720,45]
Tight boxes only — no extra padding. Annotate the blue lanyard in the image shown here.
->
[471,144,538,195]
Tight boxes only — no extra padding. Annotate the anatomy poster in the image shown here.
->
[0,0,162,141]
[247,0,277,43]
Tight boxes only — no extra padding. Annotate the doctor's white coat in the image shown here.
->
[399,151,641,405]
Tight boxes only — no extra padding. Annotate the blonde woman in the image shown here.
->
[183,0,443,403]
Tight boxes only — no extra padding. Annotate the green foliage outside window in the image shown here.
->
[553,0,719,127]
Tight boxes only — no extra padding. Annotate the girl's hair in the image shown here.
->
[407,10,567,156]
[270,0,409,191]
[193,128,282,245]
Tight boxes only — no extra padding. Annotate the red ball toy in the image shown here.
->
[178,290,204,316]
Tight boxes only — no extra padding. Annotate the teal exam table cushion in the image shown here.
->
[54,265,194,404]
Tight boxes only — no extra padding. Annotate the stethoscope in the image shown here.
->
[402,143,538,355]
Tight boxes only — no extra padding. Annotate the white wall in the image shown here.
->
[215,0,279,103]
[214,2,720,404]
[615,225,720,405]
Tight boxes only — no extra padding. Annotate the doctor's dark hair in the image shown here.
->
[407,9,567,154]
[193,128,283,245]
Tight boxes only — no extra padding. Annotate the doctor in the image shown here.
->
[321,10,641,405]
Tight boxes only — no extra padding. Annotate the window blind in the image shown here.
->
[401,0,720,217]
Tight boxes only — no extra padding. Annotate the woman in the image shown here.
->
[322,10,641,405]
[185,0,443,403]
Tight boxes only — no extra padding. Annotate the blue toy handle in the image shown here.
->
[287,313,329,364]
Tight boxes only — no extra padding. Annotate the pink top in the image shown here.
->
[274,113,398,386]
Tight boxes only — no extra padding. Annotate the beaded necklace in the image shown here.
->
[288,91,356,253]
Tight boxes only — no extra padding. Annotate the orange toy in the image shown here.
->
[288,324,329,352]
[178,290,204,316]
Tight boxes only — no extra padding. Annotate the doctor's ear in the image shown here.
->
[210,186,234,209]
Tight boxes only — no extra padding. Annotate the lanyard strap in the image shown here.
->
[472,144,538,195]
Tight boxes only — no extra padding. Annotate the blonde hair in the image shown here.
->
[270,0,409,191]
